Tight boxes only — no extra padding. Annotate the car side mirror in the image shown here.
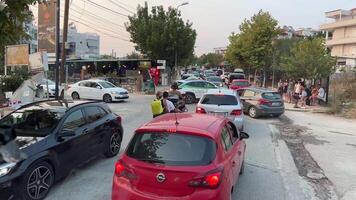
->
[58,129,75,141]
[96,86,102,89]
[240,131,249,139]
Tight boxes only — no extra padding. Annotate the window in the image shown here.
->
[126,133,216,166]
[221,127,233,151]
[98,81,116,88]
[186,82,204,88]
[201,94,238,105]
[63,110,86,130]
[233,81,249,86]
[88,82,100,88]
[79,81,90,87]
[227,123,239,143]
[206,82,217,88]
[243,90,256,97]
[84,106,106,123]
[262,92,281,100]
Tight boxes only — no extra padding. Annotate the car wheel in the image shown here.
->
[19,161,54,200]
[104,131,122,157]
[103,94,112,103]
[240,161,245,175]
[248,106,258,118]
[71,92,80,100]
[185,93,195,104]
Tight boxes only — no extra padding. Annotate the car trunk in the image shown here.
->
[202,104,237,117]
[261,92,284,107]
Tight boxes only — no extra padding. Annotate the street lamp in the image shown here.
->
[174,2,189,82]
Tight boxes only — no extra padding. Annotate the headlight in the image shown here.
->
[0,162,16,177]
[110,91,119,95]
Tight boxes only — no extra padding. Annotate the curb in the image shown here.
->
[285,108,329,114]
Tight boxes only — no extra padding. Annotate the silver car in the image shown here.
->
[196,89,244,131]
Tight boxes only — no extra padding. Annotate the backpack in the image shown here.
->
[151,99,164,115]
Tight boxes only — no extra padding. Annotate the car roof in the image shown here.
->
[232,79,248,82]
[205,89,236,96]
[137,113,225,139]
[18,100,100,112]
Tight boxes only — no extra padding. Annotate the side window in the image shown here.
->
[79,81,88,87]
[227,123,239,143]
[243,90,255,97]
[195,82,206,88]
[84,106,105,123]
[236,89,244,97]
[63,110,86,130]
[221,127,233,151]
[206,82,216,88]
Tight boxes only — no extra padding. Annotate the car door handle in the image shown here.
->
[82,128,89,134]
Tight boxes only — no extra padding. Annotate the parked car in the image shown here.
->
[111,113,249,200]
[228,73,246,84]
[237,87,284,118]
[229,79,250,90]
[206,76,223,87]
[233,68,244,73]
[40,79,64,97]
[196,89,244,130]
[178,80,218,104]
[0,100,123,200]
[67,80,129,103]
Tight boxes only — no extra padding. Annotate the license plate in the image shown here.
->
[209,112,227,117]
[272,102,281,106]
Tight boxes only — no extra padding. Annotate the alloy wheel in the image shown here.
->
[110,133,121,155]
[249,107,257,118]
[103,94,112,103]
[27,166,53,200]
[72,92,79,100]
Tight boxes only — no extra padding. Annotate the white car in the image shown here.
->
[177,80,218,104]
[196,89,244,131]
[40,79,64,97]
[67,79,129,103]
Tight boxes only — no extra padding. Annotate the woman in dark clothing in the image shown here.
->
[305,86,312,106]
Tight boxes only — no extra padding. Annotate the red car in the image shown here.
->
[229,79,250,90]
[111,113,249,200]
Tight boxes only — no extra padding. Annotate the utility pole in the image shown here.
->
[60,0,70,91]
[54,0,60,99]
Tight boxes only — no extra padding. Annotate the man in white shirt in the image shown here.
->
[162,91,177,113]
[317,84,326,104]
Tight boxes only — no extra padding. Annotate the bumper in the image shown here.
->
[112,176,227,200]
[113,95,129,101]
[257,106,284,116]
[0,180,15,200]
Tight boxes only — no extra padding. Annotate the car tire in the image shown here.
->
[71,92,80,100]
[19,161,54,200]
[104,131,122,157]
[240,161,245,175]
[185,93,195,104]
[103,94,112,103]
[248,106,258,118]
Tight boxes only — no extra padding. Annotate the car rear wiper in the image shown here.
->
[137,158,165,164]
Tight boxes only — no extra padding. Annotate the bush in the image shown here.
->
[0,68,30,92]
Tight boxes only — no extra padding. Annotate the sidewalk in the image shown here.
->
[284,102,330,113]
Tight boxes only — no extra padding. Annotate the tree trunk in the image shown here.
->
[263,69,267,88]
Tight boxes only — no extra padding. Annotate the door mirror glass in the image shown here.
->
[96,85,102,89]
[59,129,75,138]
[240,131,249,139]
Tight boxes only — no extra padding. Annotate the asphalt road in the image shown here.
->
[46,94,307,200]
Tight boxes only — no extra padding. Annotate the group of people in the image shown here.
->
[277,79,326,109]
[151,83,184,118]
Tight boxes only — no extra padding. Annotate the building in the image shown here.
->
[23,22,38,54]
[294,28,320,38]
[62,23,100,59]
[214,47,227,56]
[279,25,295,39]
[320,8,356,70]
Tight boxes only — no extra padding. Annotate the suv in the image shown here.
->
[196,89,244,131]
[237,87,284,118]
[0,100,123,200]
[178,80,217,104]
[111,113,249,200]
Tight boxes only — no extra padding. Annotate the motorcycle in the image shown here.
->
[168,94,188,113]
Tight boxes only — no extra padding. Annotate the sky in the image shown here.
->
[32,0,356,57]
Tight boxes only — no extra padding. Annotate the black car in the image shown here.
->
[0,100,123,200]
[237,87,284,118]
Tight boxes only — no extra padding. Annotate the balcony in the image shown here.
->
[320,18,356,31]
[326,37,356,46]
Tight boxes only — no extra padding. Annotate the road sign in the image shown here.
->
[157,60,166,69]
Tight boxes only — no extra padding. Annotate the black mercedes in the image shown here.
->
[0,100,123,200]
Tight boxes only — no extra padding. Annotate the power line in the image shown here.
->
[84,0,129,18]
[113,0,136,11]
[106,0,134,14]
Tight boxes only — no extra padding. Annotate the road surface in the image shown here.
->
[46,94,310,200]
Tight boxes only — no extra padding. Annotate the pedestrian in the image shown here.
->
[293,80,302,108]
[300,84,307,108]
[151,91,164,118]
[283,80,288,101]
[305,85,312,106]
[317,84,326,105]
[311,85,318,106]
[277,80,283,96]
[287,79,294,103]
[162,91,177,113]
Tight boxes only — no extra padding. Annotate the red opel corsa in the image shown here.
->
[111,113,249,200]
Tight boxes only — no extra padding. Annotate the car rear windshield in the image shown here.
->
[201,94,238,105]
[230,74,245,80]
[126,133,216,166]
[262,92,281,100]
[233,81,249,86]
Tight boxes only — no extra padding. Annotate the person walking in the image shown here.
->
[277,80,284,97]
[151,91,164,118]
[287,79,294,103]
[311,85,318,106]
[305,85,312,106]
[293,80,302,108]
[317,84,326,104]
[300,84,307,108]
[162,91,177,113]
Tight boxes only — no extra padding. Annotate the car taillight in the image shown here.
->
[114,161,136,180]
[258,99,271,106]
[115,162,125,176]
[231,109,242,116]
[196,107,206,114]
[189,167,223,189]
[116,115,122,123]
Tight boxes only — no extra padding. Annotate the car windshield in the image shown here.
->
[99,81,116,88]
[207,77,221,82]
[126,132,216,166]
[201,94,238,105]
[262,92,282,100]
[233,81,249,86]
[0,108,65,137]
[41,79,55,85]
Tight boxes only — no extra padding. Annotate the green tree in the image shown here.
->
[282,37,336,80]
[226,10,281,86]
[126,51,142,59]
[126,2,196,79]
[0,0,41,66]
[198,53,224,68]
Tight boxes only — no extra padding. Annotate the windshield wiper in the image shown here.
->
[137,158,165,164]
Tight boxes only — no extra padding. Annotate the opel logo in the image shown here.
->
[156,173,166,183]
